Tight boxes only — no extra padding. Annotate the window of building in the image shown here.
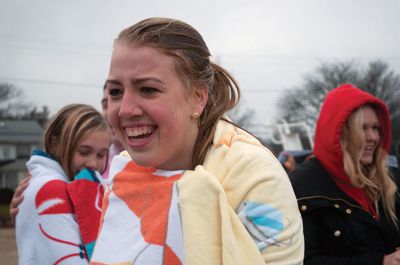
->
[17,145,31,158]
[0,144,16,159]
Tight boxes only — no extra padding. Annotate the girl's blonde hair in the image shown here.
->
[43,104,108,179]
[116,17,240,169]
[341,104,397,225]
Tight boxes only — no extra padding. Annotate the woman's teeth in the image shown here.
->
[126,126,154,137]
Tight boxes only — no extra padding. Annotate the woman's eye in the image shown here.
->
[362,125,380,132]
[141,87,158,94]
[109,88,123,97]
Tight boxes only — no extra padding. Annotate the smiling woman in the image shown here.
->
[290,84,400,265]
[92,17,304,265]
[106,44,206,170]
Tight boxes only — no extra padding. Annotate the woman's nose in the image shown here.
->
[365,128,379,141]
[119,91,143,118]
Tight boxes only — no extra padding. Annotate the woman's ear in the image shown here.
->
[191,86,208,115]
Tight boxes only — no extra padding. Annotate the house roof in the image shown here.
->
[0,158,27,171]
[0,120,43,143]
[0,159,14,167]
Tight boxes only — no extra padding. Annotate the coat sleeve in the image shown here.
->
[302,211,384,265]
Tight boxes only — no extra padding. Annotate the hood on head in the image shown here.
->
[313,83,391,181]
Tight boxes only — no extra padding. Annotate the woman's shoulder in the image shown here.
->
[289,158,335,197]
[212,120,272,158]
[291,158,323,179]
[203,121,288,187]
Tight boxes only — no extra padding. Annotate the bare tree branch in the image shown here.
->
[276,60,400,154]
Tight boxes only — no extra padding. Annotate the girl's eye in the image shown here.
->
[79,150,90,156]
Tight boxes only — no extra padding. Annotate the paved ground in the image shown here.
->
[0,227,18,265]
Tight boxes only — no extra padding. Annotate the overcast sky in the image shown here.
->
[0,0,399,124]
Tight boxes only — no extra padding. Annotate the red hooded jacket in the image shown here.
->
[313,83,391,214]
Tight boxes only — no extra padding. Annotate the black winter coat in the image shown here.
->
[290,158,400,265]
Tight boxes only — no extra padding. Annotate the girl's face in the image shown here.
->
[106,43,207,170]
[70,130,110,176]
[360,106,380,166]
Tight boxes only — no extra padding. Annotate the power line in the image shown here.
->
[0,75,290,93]
[0,76,101,88]
[216,53,400,62]
[243,89,290,93]
[2,38,400,62]
[0,42,110,56]
[0,34,111,51]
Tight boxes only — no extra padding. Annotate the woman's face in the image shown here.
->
[106,43,207,170]
[360,106,380,166]
[70,130,110,176]
[101,88,120,146]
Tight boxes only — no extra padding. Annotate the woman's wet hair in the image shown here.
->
[116,17,241,168]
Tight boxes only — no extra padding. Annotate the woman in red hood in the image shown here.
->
[291,83,400,265]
